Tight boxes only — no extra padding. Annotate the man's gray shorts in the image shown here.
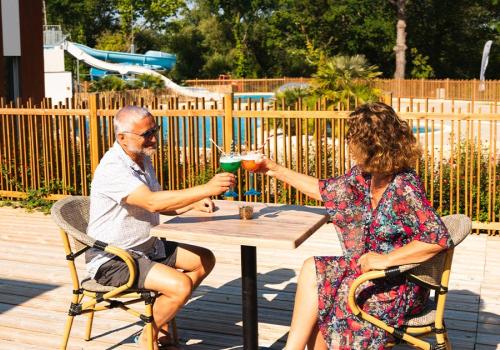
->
[93,240,178,289]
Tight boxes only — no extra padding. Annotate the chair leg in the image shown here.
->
[435,330,452,350]
[444,332,452,350]
[84,310,95,341]
[170,318,179,345]
[60,315,75,350]
[145,303,155,350]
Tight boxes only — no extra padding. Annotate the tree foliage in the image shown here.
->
[410,48,435,79]
[47,0,500,80]
[311,55,382,107]
[89,75,128,92]
[46,0,117,47]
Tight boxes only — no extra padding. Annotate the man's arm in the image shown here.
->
[125,173,234,213]
[162,198,215,215]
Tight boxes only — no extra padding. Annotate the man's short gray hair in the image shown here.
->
[114,106,153,136]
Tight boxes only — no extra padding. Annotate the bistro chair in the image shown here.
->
[51,195,177,350]
[348,214,471,350]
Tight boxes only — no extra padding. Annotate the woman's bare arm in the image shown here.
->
[257,158,322,201]
[358,240,445,273]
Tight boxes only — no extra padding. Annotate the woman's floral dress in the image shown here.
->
[316,166,452,349]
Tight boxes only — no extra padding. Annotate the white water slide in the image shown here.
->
[64,41,223,100]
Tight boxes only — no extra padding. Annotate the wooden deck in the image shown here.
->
[0,206,499,350]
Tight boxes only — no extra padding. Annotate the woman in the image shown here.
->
[256,102,451,349]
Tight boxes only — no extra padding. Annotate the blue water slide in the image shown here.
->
[65,41,222,99]
[71,43,176,70]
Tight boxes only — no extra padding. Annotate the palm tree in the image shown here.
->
[311,55,382,108]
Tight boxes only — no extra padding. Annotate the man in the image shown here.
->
[86,106,234,350]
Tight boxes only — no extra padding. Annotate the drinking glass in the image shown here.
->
[241,150,263,196]
[220,153,241,198]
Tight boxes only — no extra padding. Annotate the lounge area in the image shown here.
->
[0,206,499,350]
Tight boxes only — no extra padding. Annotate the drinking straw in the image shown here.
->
[209,138,226,155]
[258,135,273,151]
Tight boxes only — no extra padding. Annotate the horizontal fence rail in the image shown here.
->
[1,94,499,235]
[186,78,500,101]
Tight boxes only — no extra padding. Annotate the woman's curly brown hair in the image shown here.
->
[346,102,421,174]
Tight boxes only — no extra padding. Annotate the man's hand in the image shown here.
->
[193,198,215,213]
[205,173,236,196]
[358,252,389,273]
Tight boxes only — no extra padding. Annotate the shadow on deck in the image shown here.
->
[0,207,499,349]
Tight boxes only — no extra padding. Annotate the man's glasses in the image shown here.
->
[122,125,160,139]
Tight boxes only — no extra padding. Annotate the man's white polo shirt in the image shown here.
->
[86,141,165,278]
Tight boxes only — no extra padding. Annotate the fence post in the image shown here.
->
[89,94,100,175]
[383,92,393,106]
[223,93,234,153]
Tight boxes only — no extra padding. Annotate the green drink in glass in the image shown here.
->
[220,154,241,197]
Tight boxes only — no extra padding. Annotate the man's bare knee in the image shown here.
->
[168,274,193,305]
[202,249,216,274]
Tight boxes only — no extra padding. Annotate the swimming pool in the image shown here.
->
[413,126,440,133]
[233,93,274,102]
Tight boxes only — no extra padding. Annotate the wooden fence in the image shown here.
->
[1,94,499,234]
[186,78,500,101]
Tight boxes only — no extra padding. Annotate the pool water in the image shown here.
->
[234,93,274,102]
[413,126,440,133]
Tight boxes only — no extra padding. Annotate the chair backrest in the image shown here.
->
[407,214,471,288]
[51,196,94,252]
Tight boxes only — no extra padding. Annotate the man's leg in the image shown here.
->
[140,264,193,350]
[174,243,216,288]
[151,244,216,349]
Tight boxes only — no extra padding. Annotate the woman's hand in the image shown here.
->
[255,156,322,201]
[193,197,215,213]
[255,157,279,176]
[358,252,389,273]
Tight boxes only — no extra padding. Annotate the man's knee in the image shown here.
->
[170,274,193,305]
[202,249,216,273]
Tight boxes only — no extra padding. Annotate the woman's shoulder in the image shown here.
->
[392,168,427,200]
[394,168,421,186]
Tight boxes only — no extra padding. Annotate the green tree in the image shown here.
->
[95,31,129,52]
[46,0,117,47]
[311,55,382,108]
[391,0,408,78]
[89,75,127,92]
[410,48,435,78]
[406,0,499,78]
[115,0,185,51]
[128,74,165,90]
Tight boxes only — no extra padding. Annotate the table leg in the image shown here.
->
[241,245,258,350]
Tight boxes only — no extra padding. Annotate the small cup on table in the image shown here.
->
[239,205,254,220]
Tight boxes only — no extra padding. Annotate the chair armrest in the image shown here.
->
[348,263,419,316]
[346,263,433,348]
[79,243,140,310]
[91,240,138,292]
[103,245,138,290]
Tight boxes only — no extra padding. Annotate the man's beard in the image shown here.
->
[129,143,157,157]
[142,147,157,157]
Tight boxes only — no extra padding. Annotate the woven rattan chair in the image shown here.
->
[348,214,471,350]
[51,195,177,350]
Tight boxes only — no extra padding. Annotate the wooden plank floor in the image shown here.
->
[0,206,499,350]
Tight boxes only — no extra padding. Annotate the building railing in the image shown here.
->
[43,25,66,46]
[1,94,499,234]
